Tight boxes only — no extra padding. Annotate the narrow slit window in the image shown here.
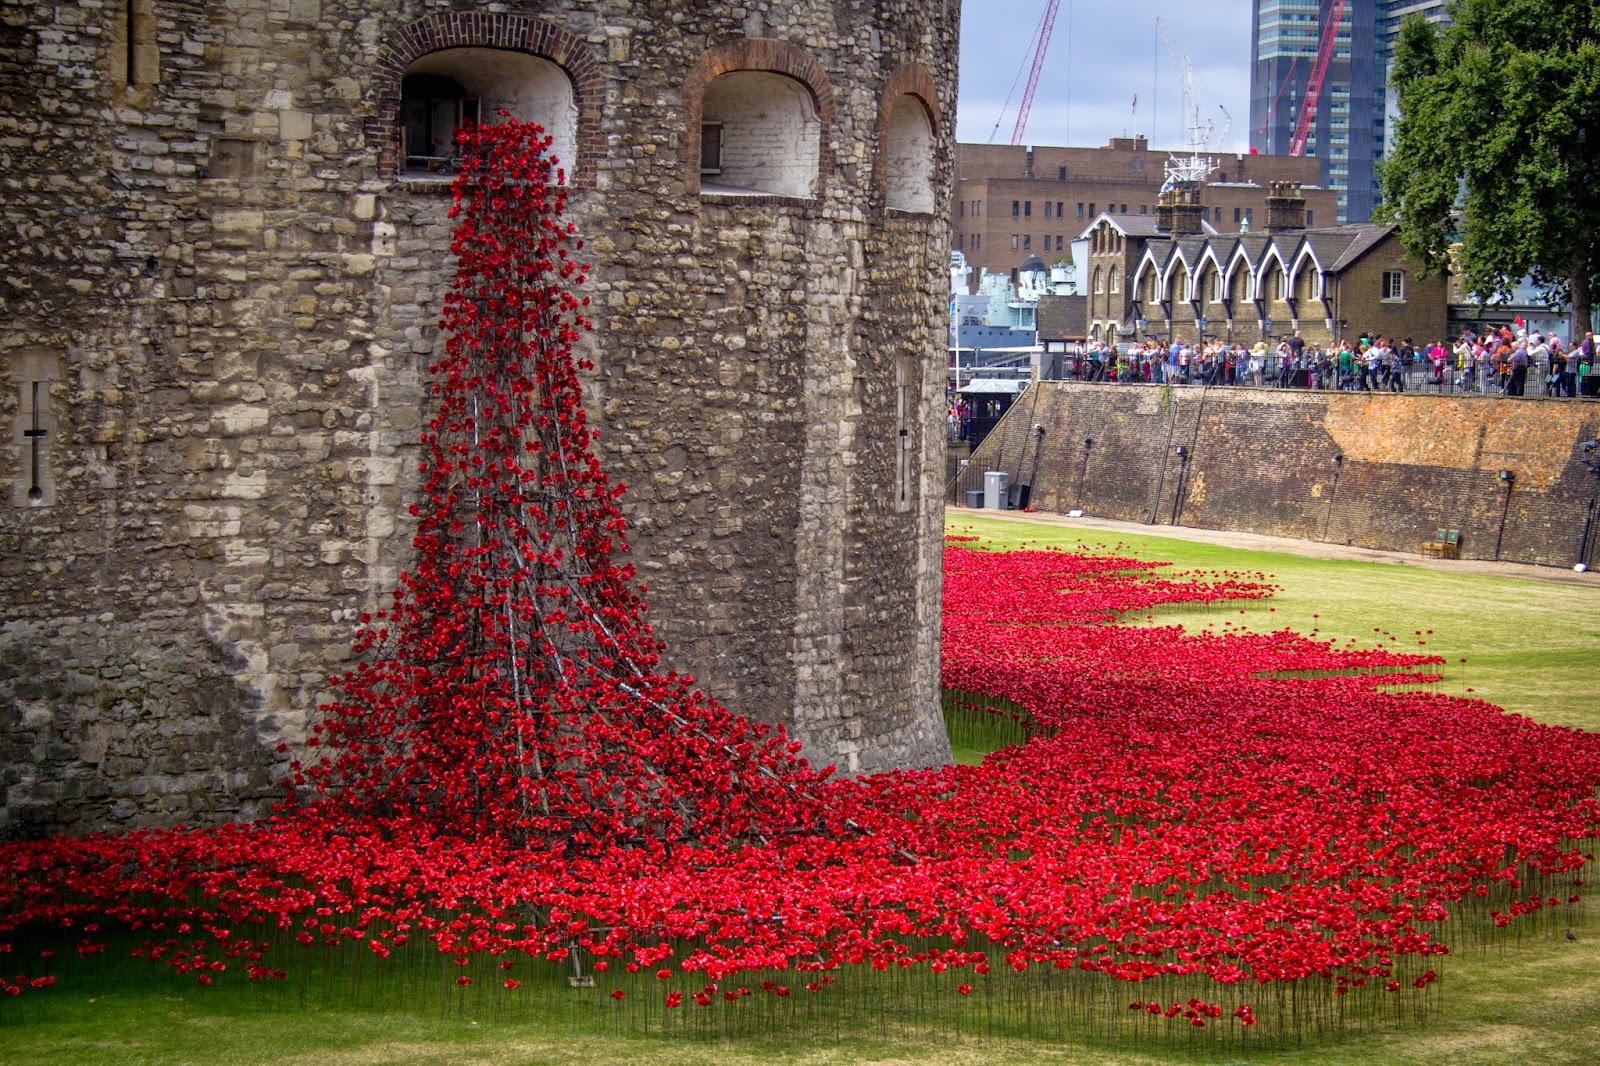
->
[895,356,916,513]
[113,0,159,104]
[8,353,61,508]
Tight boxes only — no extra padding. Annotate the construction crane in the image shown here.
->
[1289,0,1348,157]
[1257,53,1301,140]
[987,0,1062,145]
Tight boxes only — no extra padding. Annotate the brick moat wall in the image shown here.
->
[0,1,956,837]
[958,384,1600,569]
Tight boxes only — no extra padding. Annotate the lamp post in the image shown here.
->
[1323,453,1344,541]
[1197,315,1208,343]
[1177,438,1190,521]
[1138,316,1148,340]
[1077,436,1094,509]
[1493,469,1515,561]
[1577,442,1600,571]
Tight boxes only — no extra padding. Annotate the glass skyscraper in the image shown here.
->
[1249,0,1450,223]
[1376,1,1453,157]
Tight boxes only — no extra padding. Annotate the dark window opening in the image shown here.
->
[700,122,724,174]
[401,74,480,174]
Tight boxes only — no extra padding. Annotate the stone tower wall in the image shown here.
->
[0,0,957,837]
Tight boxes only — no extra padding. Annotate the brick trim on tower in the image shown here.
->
[873,62,940,210]
[369,13,603,186]
[680,38,836,198]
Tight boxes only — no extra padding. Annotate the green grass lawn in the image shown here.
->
[946,514,1600,732]
[4,516,1598,1065]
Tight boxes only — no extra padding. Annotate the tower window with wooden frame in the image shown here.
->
[699,122,723,176]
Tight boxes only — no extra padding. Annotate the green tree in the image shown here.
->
[1379,1,1600,336]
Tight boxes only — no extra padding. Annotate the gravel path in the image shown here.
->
[946,507,1600,590]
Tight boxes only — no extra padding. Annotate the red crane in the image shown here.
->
[990,0,1062,146]
[1289,0,1348,156]
[1257,52,1301,139]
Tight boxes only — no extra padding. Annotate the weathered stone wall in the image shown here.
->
[957,383,1600,569]
[0,0,956,837]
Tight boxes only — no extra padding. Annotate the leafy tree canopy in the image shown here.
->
[1378,0,1600,331]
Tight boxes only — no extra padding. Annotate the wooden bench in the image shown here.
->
[1420,528,1461,559]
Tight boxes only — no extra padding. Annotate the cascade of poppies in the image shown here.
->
[301,118,823,854]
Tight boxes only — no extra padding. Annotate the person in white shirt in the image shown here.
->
[1528,335,1550,395]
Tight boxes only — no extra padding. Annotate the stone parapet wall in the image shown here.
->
[958,383,1600,569]
[0,0,955,837]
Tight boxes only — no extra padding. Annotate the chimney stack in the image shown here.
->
[1265,181,1308,232]
[1155,181,1205,236]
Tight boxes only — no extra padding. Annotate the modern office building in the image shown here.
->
[1376,1,1452,155]
[1250,0,1451,224]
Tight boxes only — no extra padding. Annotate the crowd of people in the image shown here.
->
[1039,326,1599,397]
[947,325,1595,442]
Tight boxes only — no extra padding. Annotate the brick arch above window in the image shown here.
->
[369,13,604,186]
[875,62,941,212]
[682,38,836,198]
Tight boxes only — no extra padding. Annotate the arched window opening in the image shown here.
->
[701,71,820,198]
[1093,267,1104,294]
[399,49,577,181]
[884,95,935,213]
[1109,266,1120,294]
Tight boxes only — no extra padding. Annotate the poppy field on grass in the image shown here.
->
[4,119,1598,1050]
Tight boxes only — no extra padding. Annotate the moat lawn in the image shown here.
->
[4,516,1598,1065]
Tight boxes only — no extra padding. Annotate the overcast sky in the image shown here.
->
[956,1,1254,154]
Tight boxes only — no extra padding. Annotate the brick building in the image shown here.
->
[952,138,1339,288]
[0,0,955,834]
[1083,182,1446,348]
